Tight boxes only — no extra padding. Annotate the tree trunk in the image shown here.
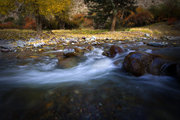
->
[35,14,42,33]
[111,12,117,31]
[34,0,42,33]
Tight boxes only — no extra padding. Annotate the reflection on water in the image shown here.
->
[0,48,180,120]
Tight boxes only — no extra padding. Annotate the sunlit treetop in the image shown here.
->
[0,0,17,15]
[0,0,72,16]
[24,0,72,16]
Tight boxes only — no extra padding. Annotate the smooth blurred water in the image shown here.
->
[0,47,180,120]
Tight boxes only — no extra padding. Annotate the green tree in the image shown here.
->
[85,0,136,31]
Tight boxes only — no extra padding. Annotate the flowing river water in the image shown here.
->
[0,40,180,120]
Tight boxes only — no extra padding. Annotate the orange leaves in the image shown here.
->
[23,17,36,29]
[123,7,154,27]
[0,22,16,29]
[71,14,93,28]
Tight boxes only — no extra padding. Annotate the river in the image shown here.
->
[0,41,180,120]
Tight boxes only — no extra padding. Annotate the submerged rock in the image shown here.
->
[0,46,11,52]
[123,52,180,79]
[103,45,123,58]
[147,42,168,47]
[58,57,79,69]
[58,52,82,69]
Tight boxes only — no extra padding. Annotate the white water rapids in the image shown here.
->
[0,48,118,84]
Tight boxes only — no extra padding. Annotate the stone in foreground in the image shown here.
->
[123,52,180,79]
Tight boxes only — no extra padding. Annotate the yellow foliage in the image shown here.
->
[23,0,72,16]
[0,0,16,15]
[0,0,72,17]
[136,7,146,13]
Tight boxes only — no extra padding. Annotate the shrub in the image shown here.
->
[0,22,16,29]
[71,14,94,28]
[72,14,85,26]
[23,17,36,29]
[82,18,93,28]
[168,18,177,25]
[4,17,14,22]
[149,0,180,21]
[123,7,154,27]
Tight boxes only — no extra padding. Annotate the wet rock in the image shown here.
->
[90,36,96,41]
[85,37,90,41]
[29,38,36,42]
[64,52,79,58]
[148,57,172,75]
[82,36,86,40]
[0,46,11,52]
[160,36,169,41]
[85,46,94,51]
[103,45,123,58]
[74,48,84,53]
[17,40,26,47]
[123,52,153,76]
[58,57,78,69]
[58,52,82,68]
[123,52,180,78]
[147,42,168,47]
[144,33,151,37]
[160,63,180,79]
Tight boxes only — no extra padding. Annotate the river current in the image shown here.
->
[0,46,180,120]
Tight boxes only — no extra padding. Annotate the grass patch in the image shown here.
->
[52,29,108,34]
[123,22,180,37]
[128,28,153,34]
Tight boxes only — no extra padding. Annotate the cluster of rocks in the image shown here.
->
[123,52,180,79]
[101,44,180,79]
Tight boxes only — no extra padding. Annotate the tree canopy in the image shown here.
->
[85,0,136,31]
[0,0,72,32]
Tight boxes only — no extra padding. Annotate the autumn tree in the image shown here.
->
[84,0,136,31]
[0,0,19,15]
[0,0,72,32]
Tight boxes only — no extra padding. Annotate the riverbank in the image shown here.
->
[0,22,179,41]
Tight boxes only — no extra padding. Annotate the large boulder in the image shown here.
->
[147,56,171,75]
[123,52,180,79]
[123,52,153,76]
[103,45,123,58]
